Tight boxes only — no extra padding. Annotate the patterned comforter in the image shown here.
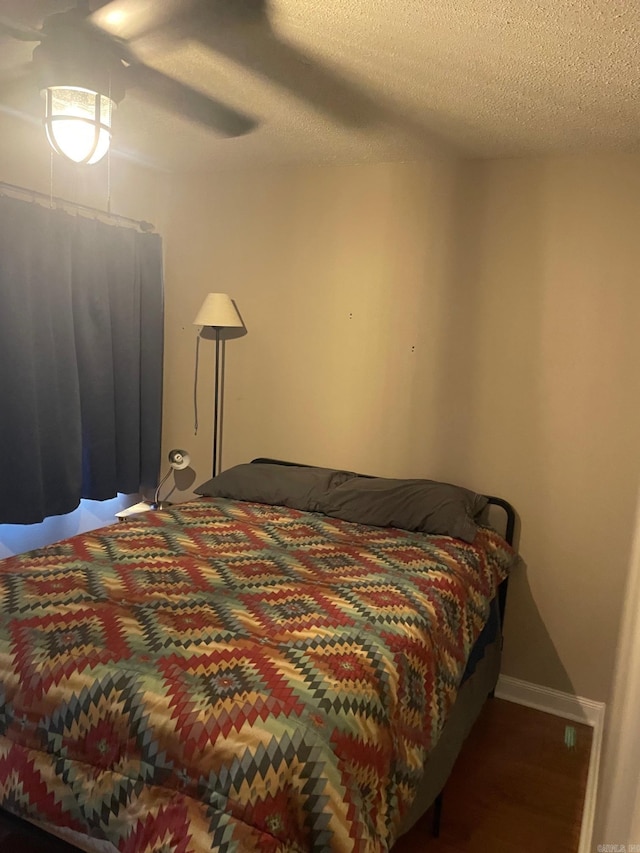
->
[0,498,515,852]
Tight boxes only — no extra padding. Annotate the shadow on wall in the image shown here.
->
[499,558,594,717]
[488,501,588,714]
[162,465,198,503]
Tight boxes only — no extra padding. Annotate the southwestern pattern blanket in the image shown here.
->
[0,498,516,851]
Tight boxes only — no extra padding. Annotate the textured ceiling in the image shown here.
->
[1,0,639,172]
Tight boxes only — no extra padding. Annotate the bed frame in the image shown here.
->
[251,458,517,839]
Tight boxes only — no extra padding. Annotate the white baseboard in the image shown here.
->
[495,674,605,726]
[495,675,605,853]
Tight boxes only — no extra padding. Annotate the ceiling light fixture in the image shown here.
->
[43,86,117,165]
[32,15,125,165]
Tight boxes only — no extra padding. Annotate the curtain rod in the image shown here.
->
[0,179,155,233]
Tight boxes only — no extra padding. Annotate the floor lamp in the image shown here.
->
[193,293,242,477]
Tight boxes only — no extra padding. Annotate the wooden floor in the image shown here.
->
[395,698,592,853]
[0,698,591,852]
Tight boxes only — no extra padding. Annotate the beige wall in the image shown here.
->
[164,154,640,704]
[163,158,466,484]
[453,155,640,703]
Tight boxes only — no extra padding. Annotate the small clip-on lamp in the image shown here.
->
[152,449,191,509]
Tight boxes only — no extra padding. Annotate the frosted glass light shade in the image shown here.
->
[193,293,242,328]
[44,86,116,165]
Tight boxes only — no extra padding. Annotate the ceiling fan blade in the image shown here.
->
[0,16,43,41]
[124,62,257,137]
[198,22,379,128]
[90,0,266,41]
[108,0,378,128]
[92,0,372,128]
[90,0,196,42]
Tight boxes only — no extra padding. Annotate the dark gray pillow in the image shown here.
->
[319,477,488,543]
[194,463,357,513]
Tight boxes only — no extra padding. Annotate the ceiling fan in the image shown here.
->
[0,0,259,164]
[0,0,382,165]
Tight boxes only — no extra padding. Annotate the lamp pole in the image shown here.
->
[213,327,221,477]
[192,293,243,479]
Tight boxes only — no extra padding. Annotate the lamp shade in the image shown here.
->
[193,293,242,328]
[168,449,190,470]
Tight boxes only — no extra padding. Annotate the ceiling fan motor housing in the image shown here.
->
[32,15,126,102]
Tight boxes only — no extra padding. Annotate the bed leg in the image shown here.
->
[432,792,443,837]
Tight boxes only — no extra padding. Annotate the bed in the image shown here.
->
[0,459,517,852]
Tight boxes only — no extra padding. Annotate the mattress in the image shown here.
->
[0,497,516,851]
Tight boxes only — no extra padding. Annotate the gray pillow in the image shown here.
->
[194,463,357,513]
[319,477,488,543]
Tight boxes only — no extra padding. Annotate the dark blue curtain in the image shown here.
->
[0,195,163,524]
